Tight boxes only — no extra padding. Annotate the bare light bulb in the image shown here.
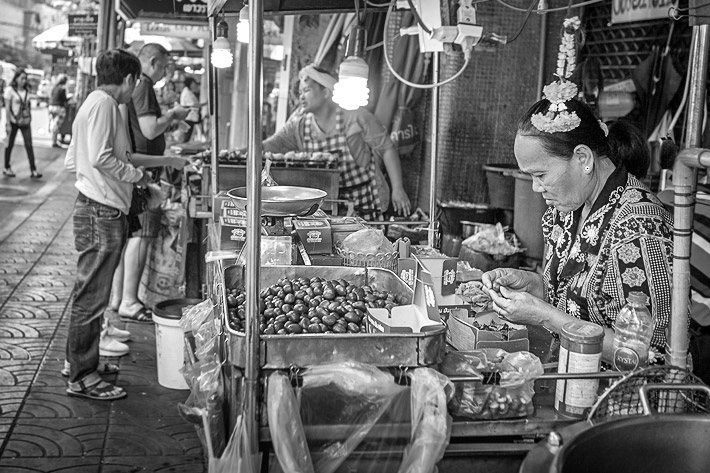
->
[333,56,369,110]
[237,5,249,43]
[211,37,233,68]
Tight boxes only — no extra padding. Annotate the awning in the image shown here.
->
[32,24,81,51]
[124,26,203,57]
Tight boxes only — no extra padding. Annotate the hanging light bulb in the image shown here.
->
[237,3,250,44]
[333,25,369,110]
[211,19,233,69]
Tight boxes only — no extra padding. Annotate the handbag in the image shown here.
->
[129,186,150,216]
[10,88,31,127]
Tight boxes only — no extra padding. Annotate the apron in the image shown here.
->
[303,109,381,220]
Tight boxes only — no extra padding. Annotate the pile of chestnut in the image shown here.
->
[226,276,405,335]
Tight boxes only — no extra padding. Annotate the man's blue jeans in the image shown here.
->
[67,193,127,385]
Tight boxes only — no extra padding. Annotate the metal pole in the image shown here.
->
[209,16,220,220]
[427,52,439,247]
[245,0,264,468]
[670,26,710,368]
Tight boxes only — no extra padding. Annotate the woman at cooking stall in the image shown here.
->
[261,64,411,221]
[482,92,674,364]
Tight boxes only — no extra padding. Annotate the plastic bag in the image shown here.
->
[462,223,523,256]
[442,349,543,420]
[267,372,315,473]
[205,413,258,473]
[398,368,453,473]
[180,299,215,336]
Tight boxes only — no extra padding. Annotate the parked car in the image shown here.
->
[36,79,52,106]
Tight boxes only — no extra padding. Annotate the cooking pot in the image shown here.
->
[521,383,710,473]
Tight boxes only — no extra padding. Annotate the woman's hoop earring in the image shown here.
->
[584,166,591,173]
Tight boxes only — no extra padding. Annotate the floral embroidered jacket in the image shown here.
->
[542,165,673,350]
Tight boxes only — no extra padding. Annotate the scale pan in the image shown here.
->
[226,186,327,217]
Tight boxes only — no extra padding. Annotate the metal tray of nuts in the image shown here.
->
[222,265,446,369]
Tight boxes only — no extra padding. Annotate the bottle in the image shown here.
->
[612,292,655,371]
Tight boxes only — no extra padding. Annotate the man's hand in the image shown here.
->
[169,106,189,121]
[167,156,189,170]
[135,167,152,188]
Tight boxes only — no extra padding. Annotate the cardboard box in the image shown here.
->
[412,254,458,297]
[446,308,529,352]
[365,265,442,334]
[213,191,247,221]
[292,218,332,255]
[219,216,247,251]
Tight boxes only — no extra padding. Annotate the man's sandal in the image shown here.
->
[119,303,154,324]
[61,361,120,378]
[67,380,126,401]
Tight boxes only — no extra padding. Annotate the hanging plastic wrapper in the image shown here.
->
[267,362,453,473]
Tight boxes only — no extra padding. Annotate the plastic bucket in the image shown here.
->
[512,172,548,261]
[482,164,518,210]
[152,298,201,390]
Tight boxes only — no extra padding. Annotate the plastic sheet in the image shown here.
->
[267,362,453,473]
[442,349,544,420]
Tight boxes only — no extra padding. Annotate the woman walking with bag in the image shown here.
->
[4,69,41,178]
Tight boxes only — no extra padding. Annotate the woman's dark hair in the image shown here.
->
[10,69,30,91]
[517,98,646,176]
[606,120,649,178]
[96,49,141,86]
[184,77,196,89]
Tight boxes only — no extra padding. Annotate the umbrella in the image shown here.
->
[32,24,81,51]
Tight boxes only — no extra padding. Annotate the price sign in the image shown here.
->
[68,14,98,37]
[611,0,677,24]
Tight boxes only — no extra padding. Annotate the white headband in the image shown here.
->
[299,64,336,91]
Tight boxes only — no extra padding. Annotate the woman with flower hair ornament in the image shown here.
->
[480,17,678,366]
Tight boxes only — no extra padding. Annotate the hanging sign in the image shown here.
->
[140,21,211,39]
[611,0,678,24]
[68,13,99,37]
[117,0,209,23]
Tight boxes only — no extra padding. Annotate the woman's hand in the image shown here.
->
[488,286,553,327]
[390,186,411,216]
[481,268,544,299]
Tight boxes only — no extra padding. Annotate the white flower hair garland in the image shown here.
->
[531,17,583,134]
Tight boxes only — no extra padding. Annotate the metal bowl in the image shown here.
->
[226,186,327,217]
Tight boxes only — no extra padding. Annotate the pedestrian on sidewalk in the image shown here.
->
[64,49,151,401]
[49,74,69,148]
[3,69,41,178]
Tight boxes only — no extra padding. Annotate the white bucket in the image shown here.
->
[153,311,189,390]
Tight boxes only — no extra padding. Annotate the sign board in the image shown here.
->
[117,0,209,23]
[611,0,678,24]
[140,21,211,39]
[68,14,99,37]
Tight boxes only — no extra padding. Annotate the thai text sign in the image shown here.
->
[611,0,677,24]
[140,22,211,39]
[68,13,98,37]
[118,0,208,22]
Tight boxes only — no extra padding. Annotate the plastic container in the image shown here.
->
[482,164,518,210]
[152,298,201,390]
[555,321,605,419]
[613,292,654,371]
[512,171,548,261]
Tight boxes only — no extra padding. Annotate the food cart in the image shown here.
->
[196,1,709,471]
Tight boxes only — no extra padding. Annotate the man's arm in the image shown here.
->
[138,106,189,140]
[380,147,411,216]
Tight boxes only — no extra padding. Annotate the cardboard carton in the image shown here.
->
[447,308,529,352]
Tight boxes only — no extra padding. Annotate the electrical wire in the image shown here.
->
[382,0,471,90]
[494,0,605,12]
[505,0,540,44]
[406,0,432,34]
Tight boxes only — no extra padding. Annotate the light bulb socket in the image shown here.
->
[345,24,367,58]
[213,37,231,51]
[338,56,369,80]
[216,19,229,40]
[239,4,249,21]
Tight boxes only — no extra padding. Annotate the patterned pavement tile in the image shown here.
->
[109,385,190,418]
[0,339,51,360]
[0,360,41,387]
[32,360,67,388]
[1,418,108,457]
[0,387,30,418]
[0,255,34,265]
[101,455,206,473]
[0,265,27,275]
[0,275,25,288]
[0,302,68,320]
[106,415,201,457]
[26,265,75,278]
[0,419,11,447]
[0,245,46,256]
[15,387,111,420]
[30,255,75,267]
[18,276,73,289]
[0,458,103,472]
[42,248,76,258]
[0,320,60,339]
[8,288,70,304]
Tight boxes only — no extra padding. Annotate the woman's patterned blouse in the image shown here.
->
[541,165,673,350]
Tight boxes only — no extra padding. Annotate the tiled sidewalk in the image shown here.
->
[0,174,206,472]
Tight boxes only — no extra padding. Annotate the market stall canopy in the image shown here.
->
[210,0,387,15]
[124,26,203,57]
[32,24,81,52]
